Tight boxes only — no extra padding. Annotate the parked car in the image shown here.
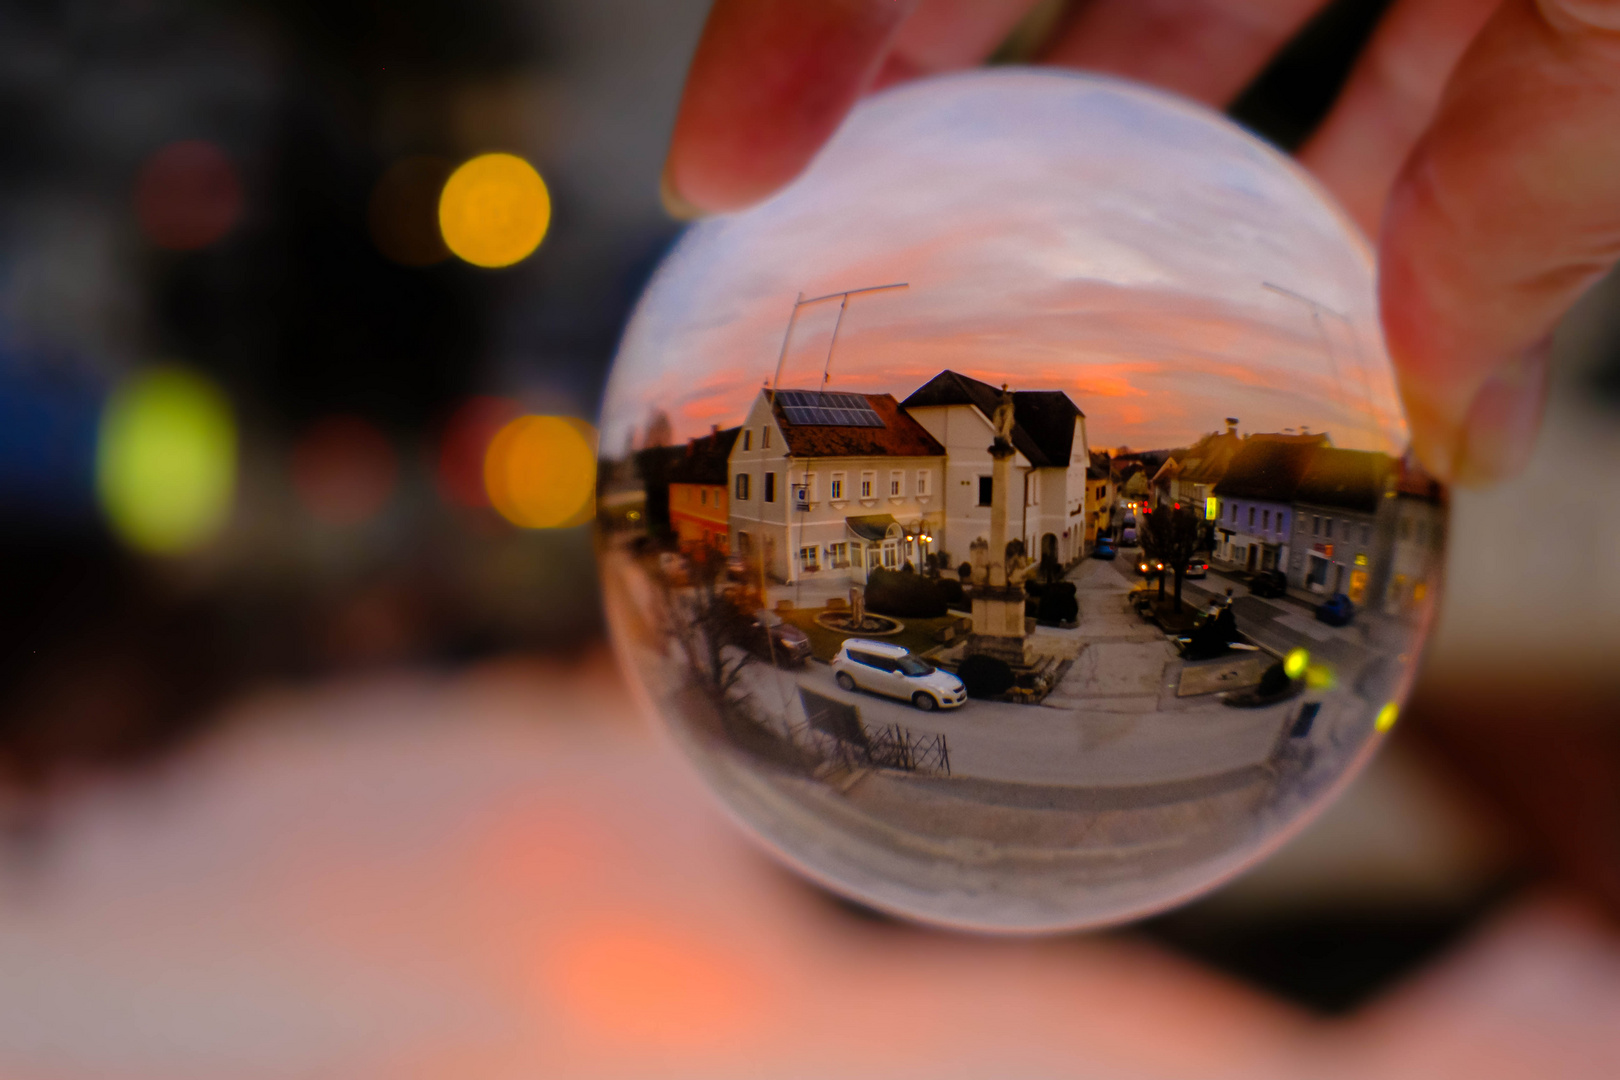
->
[1316,592,1356,626]
[745,610,813,666]
[831,639,966,711]
[1121,527,1138,546]
[1184,559,1208,579]
[1249,569,1288,598]
[1136,557,1165,576]
[1092,536,1116,560]
[725,554,750,581]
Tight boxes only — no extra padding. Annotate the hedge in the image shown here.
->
[863,567,948,618]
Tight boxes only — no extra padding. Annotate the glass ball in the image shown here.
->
[598,70,1445,932]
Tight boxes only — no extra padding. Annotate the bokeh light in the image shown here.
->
[1376,702,1400,732]
[96,367,236,554]
[484,415,595,528]
[1284,648,1310,680]
[290,415,398,526]
[438,153,550,268]
[367,155,453,267]
[436,396,521,509]
[134,140,243,251]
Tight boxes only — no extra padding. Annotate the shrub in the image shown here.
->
[1036,582,1078,625]
[959,654,1015,698]
[1257,660,1292,697]
[958,562,973,582]
[937,577,965,605]
[863,567,947,618]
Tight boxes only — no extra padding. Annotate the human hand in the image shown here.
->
[660,0,1620,486]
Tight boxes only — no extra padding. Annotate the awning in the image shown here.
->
[845,514,899,542]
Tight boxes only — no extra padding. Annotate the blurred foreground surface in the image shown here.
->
[1,652,1617,1080]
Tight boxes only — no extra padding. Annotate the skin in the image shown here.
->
[661,0,1620,487]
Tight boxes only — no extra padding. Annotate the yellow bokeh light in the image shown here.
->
[438,153,550,268]
[1375,702,1399,732]
[97,367,236,554]
[1305,663,1338,691]
[1283,647,1310,680]
[484,415,596,528]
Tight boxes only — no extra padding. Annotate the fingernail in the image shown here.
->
[659,160,706,222]
[1452,338,1552,486]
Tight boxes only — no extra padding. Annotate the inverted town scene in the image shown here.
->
[597,72,1447,929]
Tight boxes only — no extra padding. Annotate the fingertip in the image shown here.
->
[660,159,708,222]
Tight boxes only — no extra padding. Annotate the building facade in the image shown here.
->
[667,425,739,553]
[900,370,1090,568]
[1287,447,1397,603]
[727,389,946,584]
[1211,439,1324,573]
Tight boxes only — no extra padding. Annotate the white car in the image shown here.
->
[831,639,967,711]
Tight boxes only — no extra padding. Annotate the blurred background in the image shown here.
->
[1,1,1617,1076]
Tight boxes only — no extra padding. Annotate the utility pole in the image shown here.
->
[769,282,908,401]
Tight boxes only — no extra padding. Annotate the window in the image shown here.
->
[1248,507,1256,528]
[978,477,993,507]
[798,546,819,571]
[828,542,849,568]
[1262,509,1270,532]
[883,544,898,569]
[742,430,751,451]
[761,426,770,449]
[734,473,749,500]
[1325,518,1334,539]
[830,472,845,500]
[917,470,930,497]
[889,471,903,497]
[1361,524,1371,544]
[763,472,776,503]
[700,488,707,506]
[1313,515,1321,536]
[860,471,875,498]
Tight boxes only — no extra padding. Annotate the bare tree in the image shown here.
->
[1140,504,1205,612]
[673,540,757,700]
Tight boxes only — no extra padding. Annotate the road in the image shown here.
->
[740,554,1299,789]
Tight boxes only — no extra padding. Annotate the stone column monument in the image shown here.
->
[967,386,1035,665]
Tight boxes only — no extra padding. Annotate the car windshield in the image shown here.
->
[896,655,933,677]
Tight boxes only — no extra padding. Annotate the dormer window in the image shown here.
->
[761,426,770,449]
[743,430,752,451]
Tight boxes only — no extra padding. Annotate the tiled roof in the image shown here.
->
[1295,447,1395,514]
[668,426,740,485]
[1395,450,1444,501]
[769,391,944,458]
[900,370,1081,467]
[1212,440,1322,502]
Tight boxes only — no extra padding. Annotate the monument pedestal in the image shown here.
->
[968,585,1036,665]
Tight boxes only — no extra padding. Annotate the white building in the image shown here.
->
[727,389,946,584]
[1211,438,1324,574]
[900,370,1090,570]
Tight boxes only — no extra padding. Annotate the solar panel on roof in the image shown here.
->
[775,389,884,427]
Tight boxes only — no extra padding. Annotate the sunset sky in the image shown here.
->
[603,70,1407,457]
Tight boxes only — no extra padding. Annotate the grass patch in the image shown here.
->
[778,607,962,662]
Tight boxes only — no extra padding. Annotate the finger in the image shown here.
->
[1380,0,1620,486]
[1041,0,1329,106]
[873,0,1048,90]
[662,0,917,218]
[1298,0,1499,233]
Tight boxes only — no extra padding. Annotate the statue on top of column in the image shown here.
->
[991,384,1016,448]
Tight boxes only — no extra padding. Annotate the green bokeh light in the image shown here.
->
[96,367,236,553]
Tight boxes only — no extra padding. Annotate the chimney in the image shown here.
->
[1225,417,1239,434]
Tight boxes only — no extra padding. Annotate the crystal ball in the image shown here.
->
[598,70,1445,932]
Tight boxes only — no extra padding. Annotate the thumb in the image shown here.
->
[1379,0,1620,486]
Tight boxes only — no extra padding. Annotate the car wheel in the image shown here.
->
[835,671,857,692]
[911,692,938,712]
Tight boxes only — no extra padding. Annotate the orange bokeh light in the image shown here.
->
[483,415,595,529]
[291,415,398,526]
[134,139,243,251]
